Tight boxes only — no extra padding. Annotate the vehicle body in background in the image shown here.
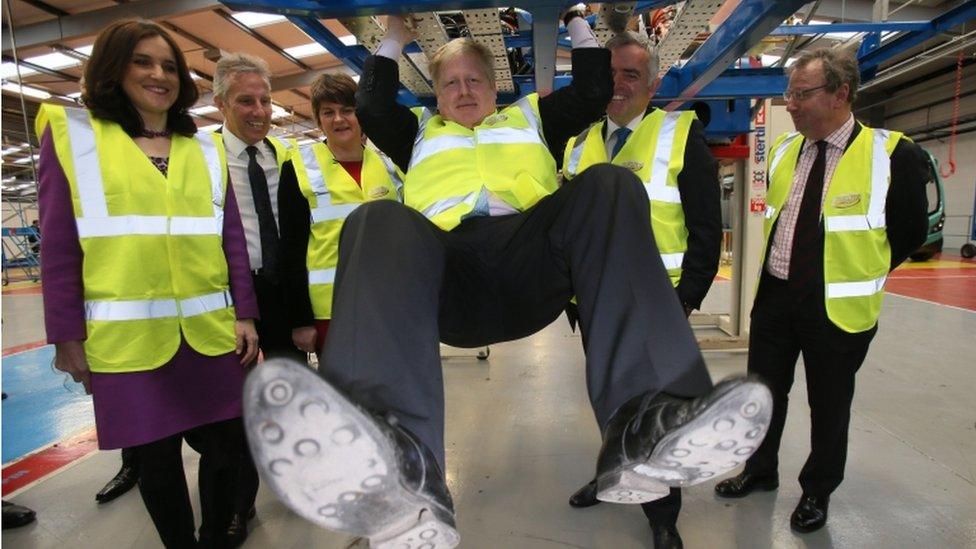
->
[911,150,946,262]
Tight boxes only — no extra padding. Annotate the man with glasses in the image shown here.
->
[714,48,929,534]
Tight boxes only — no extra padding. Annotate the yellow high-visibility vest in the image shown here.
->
[292,142,401,318]
[404,94,557,231]
[763,123,902,333]
[563,110,696,285]
[36,104,237,372]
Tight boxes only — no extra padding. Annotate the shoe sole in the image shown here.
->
[243,359,460,548]
[597,381,772,504]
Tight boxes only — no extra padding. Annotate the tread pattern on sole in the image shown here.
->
[598,382,773,503]
[243,360,459,548]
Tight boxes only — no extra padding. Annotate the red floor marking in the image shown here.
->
[1,427,99,497]
[2,340,48,357]
[885,275,976,312]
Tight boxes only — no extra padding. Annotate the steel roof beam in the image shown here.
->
[3,0,221,53]
[857,1,976,74]
[661,0,807,111]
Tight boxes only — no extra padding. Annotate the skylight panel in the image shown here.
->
[284,42,328,59]
[231,12,288,28]
[0,62,37,79]
[1,83,51,99]
[24,52,81,70]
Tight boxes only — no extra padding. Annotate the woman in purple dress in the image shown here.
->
[38,19,259,547]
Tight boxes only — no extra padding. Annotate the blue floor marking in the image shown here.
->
[2,346,95,463]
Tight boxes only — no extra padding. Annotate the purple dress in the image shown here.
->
[38,127,259,449]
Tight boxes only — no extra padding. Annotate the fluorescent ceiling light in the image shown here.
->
[13,154,40,164]
[339,35,357,46]
[0,62,37,79]
[190,105,219,115]
[198,123,222,133]
[2,83,51,99]
[351,74,360,83]
[74,45,94,56]
[24,52,81,70]
[2,176,16,183]
[67,91,82,99]
[2,146,25,157]
[231,12,287,28]
[284,42,327,58]
[271,104,292,119]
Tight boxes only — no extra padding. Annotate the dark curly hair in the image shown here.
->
[81,19,198,137]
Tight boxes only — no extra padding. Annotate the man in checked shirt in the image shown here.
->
[714,48,929,534]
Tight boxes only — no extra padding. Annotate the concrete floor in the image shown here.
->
[2,280,975,548]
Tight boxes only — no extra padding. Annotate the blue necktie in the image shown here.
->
[610,127,632,159]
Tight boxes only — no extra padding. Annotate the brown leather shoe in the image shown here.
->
[713,472,778,498]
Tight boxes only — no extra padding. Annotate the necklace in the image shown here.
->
[140,128,172,138]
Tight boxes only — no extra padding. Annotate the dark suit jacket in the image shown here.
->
[601,108,722,310]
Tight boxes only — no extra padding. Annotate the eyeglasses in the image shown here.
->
[783,84,829,102]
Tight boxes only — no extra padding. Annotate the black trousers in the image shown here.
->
[132,417,244,548]
[236,273,309,516]
[744,273,875,497]
[319,165,712,468]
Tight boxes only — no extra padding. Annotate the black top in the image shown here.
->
[602,108,723,310]
[355,48,613,172]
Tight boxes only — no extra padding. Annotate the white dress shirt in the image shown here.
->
[604,114,644,159]
[222,129,281,271]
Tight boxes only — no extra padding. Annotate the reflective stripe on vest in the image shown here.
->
[826,275,887,298]
[563,110,693,286]
[308,269,336,285]
[86,289,232,321]
[645,112,682,204]
[763,124,900,333]
[37,104,236,373]
[66,108,225,238]
[405,94,556,231]
[294,142,400,319]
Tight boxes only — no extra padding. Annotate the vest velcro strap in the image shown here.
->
[644,183,681,204]
[180,290,233,317]
[85,289,233,321]
[411,135,475,166]
[308,268,336,285]
[422,192,478,219]
[661,252,684,270]
[86,298,178,321]
[310,203,360,223]
[825,214,887,232]
[826,276,887,298]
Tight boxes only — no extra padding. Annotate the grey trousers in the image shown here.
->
[319,164,712,468]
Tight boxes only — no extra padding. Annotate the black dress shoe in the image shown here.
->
[243,358,459,548]
[226,511,249,548]
[568,479,600,508]
[790,494,829,533]
[95,462,138,503]
[714,472,779,498]
[2,501,36,529]
[650,524,683,549]
[593,377,772,504]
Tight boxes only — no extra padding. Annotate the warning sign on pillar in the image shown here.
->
[750,197,766,213]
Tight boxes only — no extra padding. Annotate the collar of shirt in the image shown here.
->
[802,113,855,156]
[221,128,272,161]
[604,113,645,158]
